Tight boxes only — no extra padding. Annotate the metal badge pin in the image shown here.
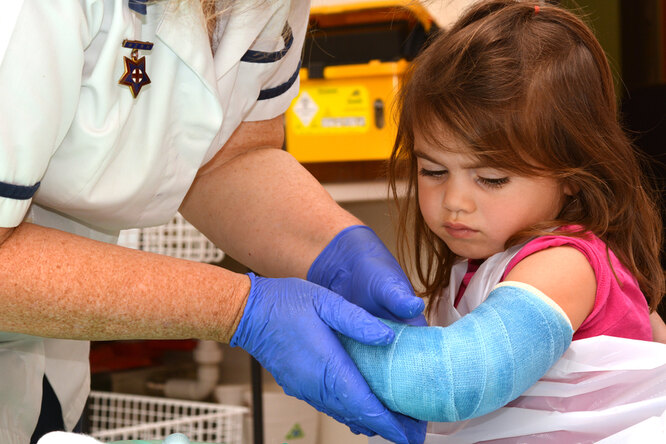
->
[119,39,154,98]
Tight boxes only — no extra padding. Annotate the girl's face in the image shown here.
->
[415,131,569,260]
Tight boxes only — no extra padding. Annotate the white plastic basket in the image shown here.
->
[87,391,247,443]
[117,212,224,263]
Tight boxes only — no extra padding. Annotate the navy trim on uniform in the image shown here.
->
[241,24,294,63]
[0,181,40,200]
[30,376,65,444]
[257,62,301,101]
[128,0,147,15]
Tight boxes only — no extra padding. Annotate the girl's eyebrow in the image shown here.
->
[413,149,438,163]
[414,149,486,169]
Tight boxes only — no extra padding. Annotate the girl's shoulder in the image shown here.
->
[505,227,629,291]
[503,227,652,341]
[503,230,598,331]
[506,228,607,274]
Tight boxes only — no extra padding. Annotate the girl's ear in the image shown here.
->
[562,181,579,197]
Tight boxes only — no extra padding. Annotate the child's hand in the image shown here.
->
[650,311,666,343]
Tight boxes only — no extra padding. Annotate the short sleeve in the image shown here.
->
[0,1,100,227]
[242,0,309,122]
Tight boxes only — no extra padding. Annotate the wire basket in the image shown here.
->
[87,391,247,443]
[117,212,224,263]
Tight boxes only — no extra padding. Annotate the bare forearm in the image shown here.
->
[181,148,360,278]
[0,222,249,342]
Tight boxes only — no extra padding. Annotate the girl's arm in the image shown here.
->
[338,246,595,422]
[339,282,573,422]
[503,246,597,330]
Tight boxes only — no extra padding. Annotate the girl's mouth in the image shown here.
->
[444,222,478,239]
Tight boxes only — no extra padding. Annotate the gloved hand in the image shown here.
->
[308,225,427,326]
[231,273,426,444]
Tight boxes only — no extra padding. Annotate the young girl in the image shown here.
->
[339,1,666,441]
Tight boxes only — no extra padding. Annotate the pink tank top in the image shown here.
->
[502,231,652,341]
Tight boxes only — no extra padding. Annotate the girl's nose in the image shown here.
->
[442,179,475,215]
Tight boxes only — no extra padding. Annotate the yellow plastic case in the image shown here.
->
[285,1,435,163]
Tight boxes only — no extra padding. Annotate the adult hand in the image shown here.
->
[231,273,426,444]
[308,225,427,326]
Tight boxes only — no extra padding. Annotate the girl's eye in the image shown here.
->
[418,168,448,178]
[477,176,510,188]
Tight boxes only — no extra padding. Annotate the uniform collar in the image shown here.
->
[155,0,218,97]
[211,1,279,78]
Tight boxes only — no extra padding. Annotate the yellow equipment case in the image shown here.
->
[285,1,436,165]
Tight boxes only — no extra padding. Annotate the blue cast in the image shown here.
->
[230,273,426,444]
[339,283,574,422]
[308,225,426,325]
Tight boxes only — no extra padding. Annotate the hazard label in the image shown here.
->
[288,85,370,134]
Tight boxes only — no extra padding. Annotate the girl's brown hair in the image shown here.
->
[388,0,664,315]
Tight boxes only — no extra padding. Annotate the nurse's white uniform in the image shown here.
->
[0,0,308,442]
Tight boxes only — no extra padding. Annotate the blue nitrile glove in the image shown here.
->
[230,273,426,444]
[308,225,426,326]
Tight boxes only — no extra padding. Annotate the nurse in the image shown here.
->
[0,1,425,444]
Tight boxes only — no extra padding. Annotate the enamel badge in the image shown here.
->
[119,39,154,98]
